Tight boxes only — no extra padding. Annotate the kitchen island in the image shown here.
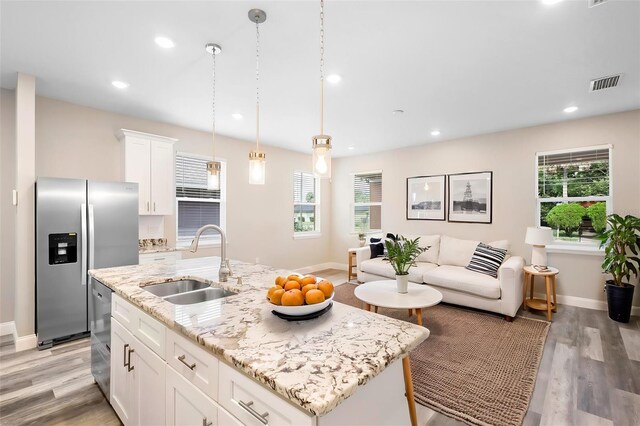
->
[90,257,429,425]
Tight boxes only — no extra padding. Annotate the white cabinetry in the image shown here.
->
[118,129,177,216]
[166,365,222,426]
[111,318,166,426]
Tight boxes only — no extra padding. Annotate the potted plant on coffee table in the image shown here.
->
[596,214,640,323]
[385,235,427,293]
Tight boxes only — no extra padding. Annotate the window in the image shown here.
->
[352,171,382,233]
[293,171,320,236]
[175,153,226,246]
[536,145,611,245]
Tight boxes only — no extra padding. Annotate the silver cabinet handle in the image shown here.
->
[177,354,196,370]
[123,343,129,367]
[202,419,212,426]
[153,201,156,212]
[147,201,150,212]
[127,348,135,372]
[238,400,269,425]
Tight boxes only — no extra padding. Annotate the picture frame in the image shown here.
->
[448,171,493,224]
[406,175,446,221]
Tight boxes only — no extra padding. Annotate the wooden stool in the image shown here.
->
[348,249,358,282]
[523,265,559,321]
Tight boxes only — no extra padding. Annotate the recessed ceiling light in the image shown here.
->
[541,0,563,5]
[154,36,175,49]
[347,146,355,150]
[563,106,578,113]
[231,113,243,120]
[392,109,404,115]
[111,81,129,89]
[326,74,341,84]
[431,130,441,136]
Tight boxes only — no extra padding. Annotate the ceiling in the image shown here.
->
[1,0,639,157]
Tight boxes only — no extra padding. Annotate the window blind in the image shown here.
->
[354,173,382,203]
[538,148,610,198]
[177,201,221,239]
[176,154,220,199]
[294,172,316,203]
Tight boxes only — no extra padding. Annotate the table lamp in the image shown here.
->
[525,226,554,267]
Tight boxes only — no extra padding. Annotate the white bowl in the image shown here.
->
[270,292,334,316]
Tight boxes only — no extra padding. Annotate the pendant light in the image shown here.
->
[205,43,222,190]
[312,0,332,179]
[248,9,267,185]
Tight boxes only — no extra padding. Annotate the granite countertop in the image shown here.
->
[89,257,429,416]
[138,246,177,254]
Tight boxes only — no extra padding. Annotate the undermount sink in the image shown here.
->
[164,288,237,305]
[144,279,210,297]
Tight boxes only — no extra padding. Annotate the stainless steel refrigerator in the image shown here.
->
[35,177,138,349]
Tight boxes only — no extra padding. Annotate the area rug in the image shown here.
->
[334,283,550,426]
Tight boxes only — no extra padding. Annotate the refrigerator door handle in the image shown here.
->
[88,204,95,270]
[81,203,87,286]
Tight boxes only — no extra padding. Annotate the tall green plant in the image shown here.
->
[385,235,427,276]
[596,214,640,287]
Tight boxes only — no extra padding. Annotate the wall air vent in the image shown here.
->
[590,74,621,92]
[589,0,609,7]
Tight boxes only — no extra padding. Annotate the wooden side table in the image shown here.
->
[348,249,358,282]
[523,265,559,321]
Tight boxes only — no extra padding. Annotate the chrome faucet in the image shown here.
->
[189,224,232,282]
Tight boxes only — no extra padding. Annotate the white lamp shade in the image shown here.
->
[525,226,554,246]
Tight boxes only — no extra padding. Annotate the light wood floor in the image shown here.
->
[2,270,639,426]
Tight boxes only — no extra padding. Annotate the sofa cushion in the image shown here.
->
[438,235,480,266]
[423,265,500,299]
[406,234,440,264]
[361,258,438,283]
[465,243,507,278]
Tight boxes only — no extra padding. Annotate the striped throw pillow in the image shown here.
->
[465,243,507,278]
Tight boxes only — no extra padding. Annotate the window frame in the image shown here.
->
[535,144,612,251]
[293,170,321,239]
[351,170,383,234]
[175,152,227,248]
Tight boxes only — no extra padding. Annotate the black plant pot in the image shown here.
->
[605,281,635,323]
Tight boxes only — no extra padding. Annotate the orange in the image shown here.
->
[317,281,334,298]
[301,283,318,296]
[267,286,281,299]
[301,276,317,285]
[269,288,285,305]
[284,281,301,291]
[287,274,303,284]
[275,276,287,287]
[281,289,304,306]
[305,289,326,305]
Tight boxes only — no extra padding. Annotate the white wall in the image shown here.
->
[330,109,640,307]
[0,89,16,324]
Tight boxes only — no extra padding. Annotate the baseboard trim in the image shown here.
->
[534,292,640,315]
[295,262,348,274]
[0,321,16,338]
[14,333,37,352]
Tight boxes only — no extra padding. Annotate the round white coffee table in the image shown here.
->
[354,280,443,326]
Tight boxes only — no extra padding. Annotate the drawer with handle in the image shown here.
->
[218,363,314,426]
[167,328,219,399]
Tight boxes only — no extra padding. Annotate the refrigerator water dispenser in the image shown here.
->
[48,233,78,264]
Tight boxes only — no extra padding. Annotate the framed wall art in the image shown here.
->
[448,171,493,224]
[406,175,446,220]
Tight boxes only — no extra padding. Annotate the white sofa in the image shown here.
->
[355,235,524,320]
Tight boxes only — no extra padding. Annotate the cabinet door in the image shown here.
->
[132,337,166,426]
[124,137,151,214]
[111,319,136,425]
[150,140,174,215]
[166,365,219,426]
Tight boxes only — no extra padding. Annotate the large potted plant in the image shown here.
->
[596,214,640,323]
[385,235,427,293]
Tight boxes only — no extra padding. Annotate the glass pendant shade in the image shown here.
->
[312,135,332,178]
[207,161,221,190]
[249,150,266,185]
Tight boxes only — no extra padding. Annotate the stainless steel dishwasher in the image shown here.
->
[89,278,112,401]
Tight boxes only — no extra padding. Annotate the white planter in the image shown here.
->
[396,274,409,293]
[359,239,366,247]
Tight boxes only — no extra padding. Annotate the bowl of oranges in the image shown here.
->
[267,274,335,316]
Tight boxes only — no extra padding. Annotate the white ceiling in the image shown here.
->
[1,0,639,157]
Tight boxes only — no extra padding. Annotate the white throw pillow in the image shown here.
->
[487,239,510,253]
[438,235,480,267]
[405,234,440,264]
